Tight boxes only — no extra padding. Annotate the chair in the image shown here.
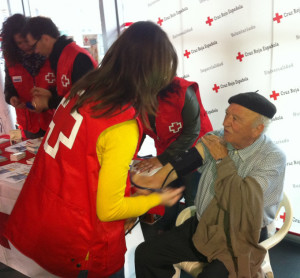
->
[172,192,293,278]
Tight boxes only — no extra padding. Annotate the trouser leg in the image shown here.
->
[182,171,201,207]
[197,259,229,278]
[135,216,207,278]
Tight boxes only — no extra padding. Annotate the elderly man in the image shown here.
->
[133,91,286,278]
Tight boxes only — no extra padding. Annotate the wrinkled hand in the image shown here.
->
[124,217,138,234]
[134,157,163,173]
[10,96,25,109]
[201,134,228,160]
[159,186,185,207]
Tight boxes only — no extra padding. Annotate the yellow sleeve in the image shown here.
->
[96,119,161,221]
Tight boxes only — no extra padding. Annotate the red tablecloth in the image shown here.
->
[0,135,36,249]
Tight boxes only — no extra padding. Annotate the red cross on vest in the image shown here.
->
[61,74,70,87]
[44,98,83,159]
[45,72,56,84]
[169,122,182,133]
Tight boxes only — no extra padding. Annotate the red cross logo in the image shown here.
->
[270,90,280,100]
[206,16,213,26]
[273,13,283,23]
[280,212,286,222]
[61,74,70,87]
[157,17,163,26]
[44,98,83,159]
[213,84,220,93]
[236,52,244,62]
[45,72,56,84]
[184,50,191,59]
[169,122,182,133]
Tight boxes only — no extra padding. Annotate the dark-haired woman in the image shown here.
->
[1,14,56,139]
[4,21,184,278]
[135,77,213,231]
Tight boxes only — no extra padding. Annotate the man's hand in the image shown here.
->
[10,96,25,109]
[134,157,163,173]
[30,87,52,112]
[201,134,228,160]
[31,87,52,98]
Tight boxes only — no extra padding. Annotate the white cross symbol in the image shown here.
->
[61,74,70,87]
[44,98,83,159]
[169,122,182,133]
[45,72,55,84]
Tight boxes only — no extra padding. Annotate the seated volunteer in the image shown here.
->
[4,21,184,278]
[133,91,286,278]
[134,77,212,230]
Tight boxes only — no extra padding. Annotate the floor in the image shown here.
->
[1,221,300,278]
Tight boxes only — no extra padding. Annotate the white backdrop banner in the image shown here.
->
[123,0,300,236]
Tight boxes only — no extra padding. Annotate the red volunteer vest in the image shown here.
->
[143,77,213,155]
[5,95,141,278]
[56,42,98,96]
[7,60,56,133]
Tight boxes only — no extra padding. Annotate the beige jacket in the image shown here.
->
[192,156,266,278]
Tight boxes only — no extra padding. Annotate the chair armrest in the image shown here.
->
[175,206,196,226]
[260,192,293,250]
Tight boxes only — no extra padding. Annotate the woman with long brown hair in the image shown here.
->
[5,21,183,278]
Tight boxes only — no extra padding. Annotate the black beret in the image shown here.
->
[228,91,276,119]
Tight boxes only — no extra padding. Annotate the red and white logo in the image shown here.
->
[270,90,280,100]
[206,16,213,26]
[236,52,244,62]
[273,13,283,23]
[45,72,55,84]
[157,17,163,26]
[44,98,83,159]
[61,74,70,87]
[184,49,191,59]
[213,84,220,93]
[169,122,182,133]
[12,76,22,83]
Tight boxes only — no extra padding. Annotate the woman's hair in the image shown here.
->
[69,21,178,124]
[158,78,182,100]
[0,14,27,64]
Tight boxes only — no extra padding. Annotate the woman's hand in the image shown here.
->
[159,186,185,207]
[134,157,163,173]
[10,96,25,109]
[124,217,138,234]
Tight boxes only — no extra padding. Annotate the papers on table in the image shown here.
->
[26,138,43,154]
[5,141,27,153]
[4,138,43,154]
[0,163,32,184]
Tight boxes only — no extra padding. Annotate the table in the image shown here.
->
[0,135,144,278]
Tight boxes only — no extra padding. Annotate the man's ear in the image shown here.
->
[254,123,265,136]
[41,34,49,42]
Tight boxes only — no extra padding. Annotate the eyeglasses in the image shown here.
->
[31,38,40,50]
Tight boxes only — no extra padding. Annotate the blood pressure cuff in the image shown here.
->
[169,147,203,178]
